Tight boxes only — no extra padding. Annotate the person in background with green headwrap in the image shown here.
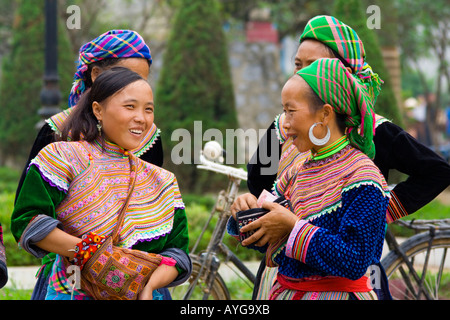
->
[228,58,390,300]
[236,15,450,300]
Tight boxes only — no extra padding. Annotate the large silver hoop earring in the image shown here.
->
[309,122,330,146]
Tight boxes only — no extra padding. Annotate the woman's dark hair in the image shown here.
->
[84,57,151,88]
[58,67,145,142]
[84,58,125,88]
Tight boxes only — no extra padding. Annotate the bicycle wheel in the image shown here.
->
[170,255,231,300]
[382,230,450,300]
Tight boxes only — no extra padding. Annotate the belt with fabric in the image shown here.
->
[272,273,372,299]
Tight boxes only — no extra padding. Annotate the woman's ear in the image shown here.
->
[91,66,102,83]
[92,101,103,121]
[321,104,334,126]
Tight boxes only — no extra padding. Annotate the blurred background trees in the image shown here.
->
[155,0,238,191]
[0,0,74,164]
[333,0,404,127]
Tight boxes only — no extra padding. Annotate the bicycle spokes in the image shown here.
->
[388,245,450,300]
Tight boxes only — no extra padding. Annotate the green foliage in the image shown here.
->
[0,287,33,300]
[0,192,41,267]
[156,0,238,192]
[333,0,404,127]
[0,166,20,194]
[0,0,75,165]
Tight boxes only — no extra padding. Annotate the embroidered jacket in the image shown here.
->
[266,138,390,280]
[13,138,187,247]
[228,137,390,281]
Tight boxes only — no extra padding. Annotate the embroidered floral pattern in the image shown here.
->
[103,266,129,291]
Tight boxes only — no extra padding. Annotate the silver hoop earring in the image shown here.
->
[309,122,330,146]
[97,121,102,136]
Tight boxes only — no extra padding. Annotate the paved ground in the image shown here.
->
[4,265,40,290]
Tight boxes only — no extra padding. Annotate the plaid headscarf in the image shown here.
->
[297,58,376,159]
[299,15,383,104]
[69,30,152,107]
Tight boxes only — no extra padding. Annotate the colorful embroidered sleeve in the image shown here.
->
[285,184,389,280]
[12,142,79,245]
[374,121,450,223]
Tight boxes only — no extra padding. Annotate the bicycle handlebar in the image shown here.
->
[197,152,247,181]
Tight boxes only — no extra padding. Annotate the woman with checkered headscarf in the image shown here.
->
[16,30,163,200]
[13,30,176,300]
[68,30,152,108]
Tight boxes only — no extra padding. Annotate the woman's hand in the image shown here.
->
[138,263,178,300]
[230,193,258,220]
[240,201,299,247]
[138,281,154,300]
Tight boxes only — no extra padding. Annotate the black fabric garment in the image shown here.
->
[373,121,450,215]
[247,121,281,197]
[15,123,164,203]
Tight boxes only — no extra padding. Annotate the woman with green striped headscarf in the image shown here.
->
[297,15,383,109]
[246,13,449,234]
[293,57,376,159]
[227,57,390,300]
[240,14,450,300]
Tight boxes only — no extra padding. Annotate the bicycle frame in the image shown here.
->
[183,152,255,299]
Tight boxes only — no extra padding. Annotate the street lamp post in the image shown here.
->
[37,0,61,129]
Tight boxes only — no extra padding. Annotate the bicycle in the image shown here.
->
[170,147,257,300]
[381,218,450,300]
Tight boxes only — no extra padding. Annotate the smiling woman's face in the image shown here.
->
[93,79,154,150]
[281,76,322,153]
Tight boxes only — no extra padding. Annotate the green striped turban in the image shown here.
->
[297,58,376,159]
[299,15,383,105]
